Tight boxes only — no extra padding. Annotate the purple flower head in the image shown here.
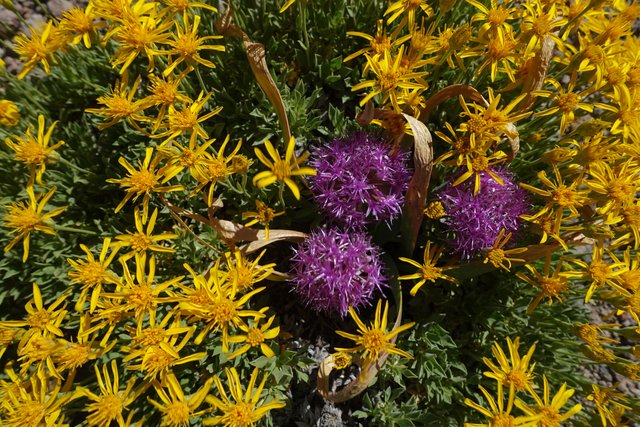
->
[309,132,411,229]
[437,168,529,259]
[290,227,387,317]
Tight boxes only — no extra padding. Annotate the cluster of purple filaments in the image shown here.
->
[309,132,411,229]
[290,227,387,317]
[437,169,529,259]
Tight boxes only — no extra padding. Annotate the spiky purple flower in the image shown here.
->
[309,132,411,229]
[437,168,529,259]
[290,227,387,317]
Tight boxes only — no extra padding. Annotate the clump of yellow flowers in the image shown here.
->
[0,0,638,424]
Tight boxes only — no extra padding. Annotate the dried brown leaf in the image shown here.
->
[402,113,433,252]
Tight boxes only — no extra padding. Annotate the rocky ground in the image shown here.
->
[0,0,78,73]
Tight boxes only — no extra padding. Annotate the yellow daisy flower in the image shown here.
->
[2,186,66,262]
[68,238,121,313]
[398,241,459,296]
[204,367,286,426]
[242,200,284,241]
[79,360,142,427]
[115,207,178,261]
[162,13,225,76]
[148,373,214,427]
[252,136,316,200]
[483,337,537,394]
[5,114,65,185]
[335,299,415,366]
[227,312,280,359]
[107,147,184,221]
[483,229,527,272]
[515,375,582,427]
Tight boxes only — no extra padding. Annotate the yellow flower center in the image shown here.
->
[607,178,634,202]
[246,327,265,346]
[208,159,228,181]
[467,116,487,134]
[256,204,276,222]
[589,261,610,284]
[57,343,92,370]
[421,264,443,282]
[539,277,567,297]
[504,369,528,391]
[576,324,599,346]
[407,0,423,9]
[628,66,640,86]
[103,95,135,119]
[487,7,509,26]
[627,293,640,313]
[486,248,506,268]
[371,35,391,55]
[130,283,154,311]
[129,169,158,193]
[15,139,48,166]
[210,298,236,324]
[0,100,20,126]
[532,14,552,36]
[22,335,58,362]
[226,402,255,427]
[556,92,579,113]
[27,310,52,330]
[92,394,123,423]
[169,108,198,132]
[623,3,640,20]
[487,35,515,60]
[490,413,516,427]
[164,401,191,426]
[539,407,561,426]
[454,136,472,154]
[471,155,489,172]
[551,186,577,207]
[362,329,387,358]
[21,36,49,62]
[174,34,199,59]
[13,401,47,427]
[272,159,292,181]
[143,346,175,374]
[121,22,153,50]
[581,143,606,162]
[131,232,152,252]
[233,264,254,291]
[620,363,640,380]
[61,9,93,34]
[189,289,212,306]
[5,207,41,232]
[73,260,108,287]
[151,80,178,106]
[378,71,399,91]
[179,149,197,167]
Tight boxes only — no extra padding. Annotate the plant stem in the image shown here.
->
[56,225,97,235]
